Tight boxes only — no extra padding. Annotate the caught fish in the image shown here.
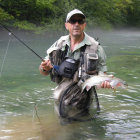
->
[81,73,128,92]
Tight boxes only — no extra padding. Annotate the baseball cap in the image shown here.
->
[66,9,85,22]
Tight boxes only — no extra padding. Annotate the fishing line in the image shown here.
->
[34,94,99,136]
[0,39,10,77]
[32,81,53,122]
[42,104,98,131]
[41,89,100,131]
[0,23,45,62]
[33,84,100,131]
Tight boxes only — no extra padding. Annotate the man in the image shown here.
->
[39,9,111,117]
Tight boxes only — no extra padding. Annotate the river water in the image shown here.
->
[0,29,140,140]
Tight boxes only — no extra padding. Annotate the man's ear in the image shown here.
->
[83,22,86,30]
[65,23,68,30]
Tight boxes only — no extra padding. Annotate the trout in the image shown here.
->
[82,73,128,92]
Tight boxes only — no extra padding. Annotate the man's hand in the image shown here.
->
[39,60,53,76]
[41,60,53,71]
[101,81,111,89]
[100,72,113,89]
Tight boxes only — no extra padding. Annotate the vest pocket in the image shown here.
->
[84,53,98,74]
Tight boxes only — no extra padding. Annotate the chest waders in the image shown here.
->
[59,82,100,122]
[49,36,100,122]
[59,45,100,122]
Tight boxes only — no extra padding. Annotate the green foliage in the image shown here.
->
[0,0,139,34]
[0,7,14,22]
[126,0,140,26]
[13,20,36,30]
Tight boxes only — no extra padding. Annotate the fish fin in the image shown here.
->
[117,82,122,86]
[86,85,91,91]
[113,87,117,92]
[108,75,114,78]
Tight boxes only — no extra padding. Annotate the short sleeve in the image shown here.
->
[96,45,107,72]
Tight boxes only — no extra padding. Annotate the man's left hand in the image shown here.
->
[101,81,111,89]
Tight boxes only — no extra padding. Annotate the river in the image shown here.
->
[0,29,140,140]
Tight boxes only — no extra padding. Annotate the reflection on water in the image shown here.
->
[0,29,140,140]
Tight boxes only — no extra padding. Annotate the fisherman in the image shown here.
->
[39,9,111,118]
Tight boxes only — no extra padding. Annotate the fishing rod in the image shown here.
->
[0,23,45,62]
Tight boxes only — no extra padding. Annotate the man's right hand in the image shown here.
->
[41,60,53,71]
[39,60,53,75]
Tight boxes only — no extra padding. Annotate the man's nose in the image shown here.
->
[75,22,79,25]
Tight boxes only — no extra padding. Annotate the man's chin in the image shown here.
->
[72,32,82,36]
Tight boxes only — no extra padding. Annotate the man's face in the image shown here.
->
[65,14,86,37]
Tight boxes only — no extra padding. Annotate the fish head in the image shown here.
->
[116,81,128,89]
[110,79,128,88]
[123,81,128,88]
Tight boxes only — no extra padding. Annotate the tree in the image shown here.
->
[0,7,14,22]
[0,0,139,35]
[126,0,140,26]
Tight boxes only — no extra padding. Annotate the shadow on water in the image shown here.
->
[0,29,140,140]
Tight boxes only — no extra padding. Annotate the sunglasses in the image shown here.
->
[68,19,85,24]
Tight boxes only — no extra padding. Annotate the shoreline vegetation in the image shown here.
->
[0,0,140,37]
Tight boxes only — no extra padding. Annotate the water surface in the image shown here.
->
[0,29,140,140]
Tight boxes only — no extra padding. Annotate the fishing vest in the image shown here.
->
[48,35,99,84]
